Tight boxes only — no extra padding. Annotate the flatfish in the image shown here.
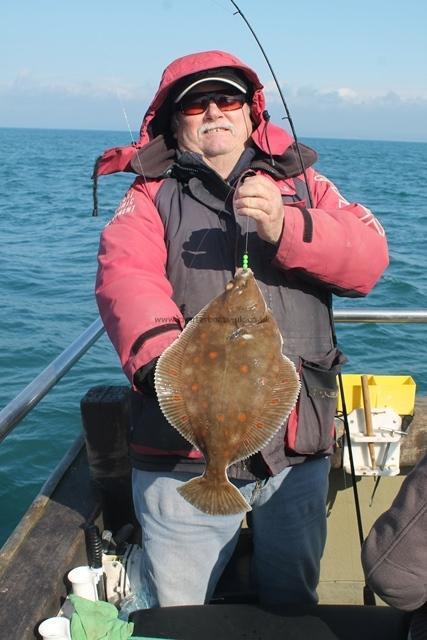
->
[154,268,300,515]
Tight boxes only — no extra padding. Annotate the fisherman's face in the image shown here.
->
[174,82,253,169]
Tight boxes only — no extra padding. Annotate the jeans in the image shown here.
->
[132,456,330,607]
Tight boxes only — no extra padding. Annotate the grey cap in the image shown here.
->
[173,68,248,103]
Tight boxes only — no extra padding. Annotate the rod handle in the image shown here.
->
[361,375,377,469]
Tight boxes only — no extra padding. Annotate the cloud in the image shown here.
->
[336,87,359,102]
[1,72,426,141]
[262,83,427,141]
[0,72,152,131]
[1,71,146,101]
[265,81,426,104]
[266,82,427,109]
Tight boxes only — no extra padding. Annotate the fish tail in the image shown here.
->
[178,476,251,516]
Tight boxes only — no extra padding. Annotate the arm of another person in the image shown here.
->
[361,453,427,610]
[95,179,183,387]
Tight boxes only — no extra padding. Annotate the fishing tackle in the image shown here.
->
[230,0,313,208]
[230,0,314,271]
[231,0,376,606]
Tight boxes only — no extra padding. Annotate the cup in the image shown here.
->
[67,565,99,601]
[38,616,71,640]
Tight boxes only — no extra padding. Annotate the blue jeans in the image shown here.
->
[132,456,330,607]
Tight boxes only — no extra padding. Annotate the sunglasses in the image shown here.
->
[177,92,247,116]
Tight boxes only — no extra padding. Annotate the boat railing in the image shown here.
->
[1,310,427,445]
[0,318,104,444]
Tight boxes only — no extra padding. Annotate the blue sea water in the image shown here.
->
[0,128,426,547]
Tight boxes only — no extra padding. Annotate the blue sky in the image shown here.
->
[2,0,427,141]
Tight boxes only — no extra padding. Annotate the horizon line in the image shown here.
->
[1,125,426,146]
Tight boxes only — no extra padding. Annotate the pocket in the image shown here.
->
[286,348,346,455]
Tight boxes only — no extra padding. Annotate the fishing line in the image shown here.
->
[184,112,252,274]
[116,90,136,144]
[243,213,250,270]
[234,170,254,270]
[229,0,314,208]
[115,90,152,200]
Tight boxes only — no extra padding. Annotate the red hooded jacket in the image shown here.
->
[95,50,389,474]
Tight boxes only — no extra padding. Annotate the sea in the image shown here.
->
[0,128,426,547]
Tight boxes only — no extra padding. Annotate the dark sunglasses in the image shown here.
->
[177,92,247,116]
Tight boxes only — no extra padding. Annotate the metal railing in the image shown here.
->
[0,318,104,444]
[1,310,427,445]
[333,310,427,323]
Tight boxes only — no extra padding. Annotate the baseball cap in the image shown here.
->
[173,68,249,103]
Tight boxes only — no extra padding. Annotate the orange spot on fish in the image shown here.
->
[208,351,219,359]
[200,332,208,340]
[255,421,265,429]
[217,414,225,422]
[270,398,279,405]
[191,383,199,392]
[173,394,182,401]
[238,413,247,422]
[193,356,200,364]
[239,364,249,374]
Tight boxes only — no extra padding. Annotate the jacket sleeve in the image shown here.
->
[361,453,427,611]
[95,179,183,385]
[274,168,389,296]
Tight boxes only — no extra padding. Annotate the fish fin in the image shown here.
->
[154,321,199,447]
[232,355,301,462]
[178,476,251,515]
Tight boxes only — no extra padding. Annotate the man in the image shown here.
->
[95,50,389,607]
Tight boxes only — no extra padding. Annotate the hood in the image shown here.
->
[138,49,293,155]
[94,50,301,180]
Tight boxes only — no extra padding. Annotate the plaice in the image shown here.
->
[154,268,301,515]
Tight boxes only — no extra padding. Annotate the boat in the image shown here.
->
[0,311,426,639]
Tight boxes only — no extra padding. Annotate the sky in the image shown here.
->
[2,0,427,142]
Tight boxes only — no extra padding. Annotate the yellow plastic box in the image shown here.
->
[336,374,416,415]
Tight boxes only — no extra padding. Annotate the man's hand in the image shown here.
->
[233,175,284,244]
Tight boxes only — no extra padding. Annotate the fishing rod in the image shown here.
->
[230,0,313,208]
[337,373,376,606]
[231,0,376,606]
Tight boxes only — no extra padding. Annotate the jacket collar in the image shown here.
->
[130,134,317,182]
